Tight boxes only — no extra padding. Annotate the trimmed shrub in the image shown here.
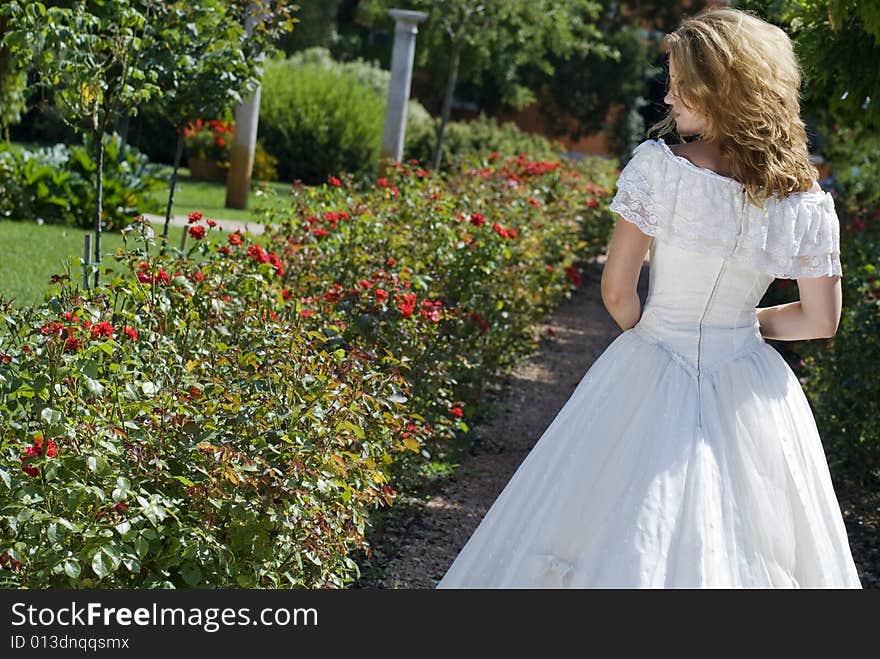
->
[404,111,566,170]
[0,151,617,588]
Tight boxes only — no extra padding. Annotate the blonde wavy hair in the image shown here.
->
[649,7,818,208]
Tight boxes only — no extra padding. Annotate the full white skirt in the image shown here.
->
[436,327,863,588]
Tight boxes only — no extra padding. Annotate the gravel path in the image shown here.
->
[353,251,878,589]
[141,212,265,235]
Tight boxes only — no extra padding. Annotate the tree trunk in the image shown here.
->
[161,130,185,256]
[92,132,105,289]
[225,83,262,209]
[433,38,462,171]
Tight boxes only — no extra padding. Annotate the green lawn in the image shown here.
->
[0,219,259,309]
[146,168,292,223]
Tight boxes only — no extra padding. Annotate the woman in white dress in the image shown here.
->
[436,7,863,588]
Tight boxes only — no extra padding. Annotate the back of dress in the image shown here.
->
[436,137,861,589]
[609,138,842,396]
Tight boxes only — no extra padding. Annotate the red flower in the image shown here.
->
[374,288,388,302]
[248,244,270,263]
[268,251,285,276]
[329,176,341,187]
[229,231,244,246]
[359,279,373,290]
[281,288,293,301]
[217,246,231,255]
[488,152,500,162]
[397,292,417,318]
[22,464,38,478]
[377,177,391,188]
[0,354,11,364]
[188,212,203,224]
[587,198,598,209]
[449,406,464,418]
[189,225,206,240]
[0,551,23,571]
[491,222,509,239]
[468,311,489,335]
[470,213,485,226]
[113,503,129,513]
[190,386,201,398]
[386,257,397,267]
[123,326,139,341]
[156,269,171,284]
[190,270,205,283]
[137,271,152,284]
[419,299,443,322]
[312,228,328,237]
[63,337,83,353]
[565,265,582,288]
[206,219,217,228]
[90,321,115,339]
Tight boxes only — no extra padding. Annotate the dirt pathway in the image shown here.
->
[141,212,265,235]
[353,255,642,588]
[353,254,878,589]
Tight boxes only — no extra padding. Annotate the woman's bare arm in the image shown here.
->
[601,216,653,331]
[757,275,843,340]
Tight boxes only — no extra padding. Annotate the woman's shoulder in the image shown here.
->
[609,137,842,279]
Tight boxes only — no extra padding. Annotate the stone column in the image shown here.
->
[379,8,428,176]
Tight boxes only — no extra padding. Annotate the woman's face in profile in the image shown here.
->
[664,56,709,137]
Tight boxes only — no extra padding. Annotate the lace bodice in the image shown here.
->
[608,138,843,280]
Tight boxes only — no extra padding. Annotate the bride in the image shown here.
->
[436,7,862,588]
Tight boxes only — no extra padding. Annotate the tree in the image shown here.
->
[2,0,161,288]
[0,15,27,142]
[735,0,880,131]
[405,0,612,170]
[147,0,296,254]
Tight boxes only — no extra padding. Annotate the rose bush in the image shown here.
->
[0,151,617,588]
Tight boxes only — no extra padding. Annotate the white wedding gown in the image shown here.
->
[436,138,863,588]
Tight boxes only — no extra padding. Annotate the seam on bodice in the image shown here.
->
[630,323,767,381]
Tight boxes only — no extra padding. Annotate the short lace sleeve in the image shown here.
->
[607,138,843,280]
[758,193,842,279]
[608,140,667,237]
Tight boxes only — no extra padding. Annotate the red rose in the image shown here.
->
[123,326,139,341]
[63,337,83,353]
[189,225,206,240]
[229,231,244,246]
[188,212,203,224]
[90,321,115,339]
[450,406,464,418]
[397,292,417,318]
[329,176,341,186]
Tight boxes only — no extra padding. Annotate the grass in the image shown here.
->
[145,167,292,223]
[1,143,292,309]
[0,219,264,309]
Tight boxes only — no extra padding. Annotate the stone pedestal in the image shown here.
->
[379,9,428,177]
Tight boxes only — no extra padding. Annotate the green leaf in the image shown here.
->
[64,559,81,580]
[134,535,149,559]
[41,407,62,425]
[181,562,202,586]
[85,377,104,396]
[91,549,114,579]
[0,468,10,490]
